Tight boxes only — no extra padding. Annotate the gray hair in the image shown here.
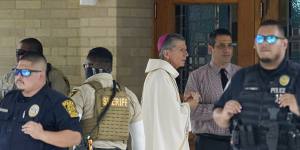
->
[158,33,185,59]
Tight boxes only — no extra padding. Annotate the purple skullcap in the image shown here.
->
[157,34,169,52]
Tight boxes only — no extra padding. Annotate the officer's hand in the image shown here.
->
[22,121,45,140]
[222,100,242,119]
[277,93,300,116]
[184,91,200,110]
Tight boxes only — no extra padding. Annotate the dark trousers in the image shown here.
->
[196,133,231,150]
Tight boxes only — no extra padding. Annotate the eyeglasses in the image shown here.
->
[255,35,285,45]
[14,69,41,77]
[83,63,93,69]
[214,43,234,50]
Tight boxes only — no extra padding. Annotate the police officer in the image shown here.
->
[0,37,70,99]
[213,19,300,150]
[71,47,145,150]
[0,52,81,150]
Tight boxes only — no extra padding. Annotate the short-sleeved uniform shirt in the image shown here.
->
[0,85,81,150]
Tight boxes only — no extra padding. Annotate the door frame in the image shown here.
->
[154,0,262,67]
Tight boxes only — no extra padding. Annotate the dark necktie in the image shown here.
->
[220,68,228,89]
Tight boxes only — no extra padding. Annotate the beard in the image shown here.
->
[259,58,272,63]
[15,80,24,90]
[259,53,281,64]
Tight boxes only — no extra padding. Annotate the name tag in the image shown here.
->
[244,87,259,91]
[0,107,8,113]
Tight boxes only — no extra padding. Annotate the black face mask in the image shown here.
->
[84,67,108,79]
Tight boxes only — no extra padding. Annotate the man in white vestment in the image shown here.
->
[142,33,199,150]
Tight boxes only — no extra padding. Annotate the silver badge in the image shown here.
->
[28,104,39,117]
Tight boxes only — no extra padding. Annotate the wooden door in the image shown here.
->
[154,0,262,67]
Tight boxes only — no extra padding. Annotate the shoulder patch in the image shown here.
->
[62,99,78,118]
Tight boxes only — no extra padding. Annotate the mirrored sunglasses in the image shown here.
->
[255,35,285,45]
[14,69,41,77]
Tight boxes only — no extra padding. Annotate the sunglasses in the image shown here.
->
[16,49,28,56]
[14,69,41,77]
[255,35,285,45]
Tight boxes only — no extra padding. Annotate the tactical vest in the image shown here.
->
[232,63,300,150]
[80,81,130,142]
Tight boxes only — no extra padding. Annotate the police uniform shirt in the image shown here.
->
[0,85,81,150]
[214,58,300,110]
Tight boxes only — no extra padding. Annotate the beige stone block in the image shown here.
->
[66,56,81,65]
[117,37,152,48]
[129,48,151,57]
[117,18,152,27]
[0,67,13,76]
[0,10,24,19]
[51,47,67,56]
[43,47,51,56]
[68,38,90,47]
[89,18,116,27]
[16,1,41,9]
[0,20,15,28]
[41,37,68,47]
[41,19,67,28]
[16,19,40,28]
[0,37,16,47]
[79,28,107,37]
[51,47,79,56]
[79,8,108,17]
[114,8,152,17]
[0,48,16,56]
[107,8,117,17]
[0,29,24,37]
[51,10,79,18]
[90,37,116,47]
[25,10,50,19]
[67,19,80,28]
[107,28,116,36]
[0,56,15,66]
[79,18,89,27]
[117,76,144,87]
[68,75,84,87]
[47,56,67,66]
[96,0,116,7]
[79,47,90,56]
[51,29,78,37]
[66,48,79,56]
[67,0,79,8]
[117,0,153,8]
[107,8,119,17]
[0,1,15,9]
[43,0,67,9]
[118,28,152,37]
[116,67,132,76]
[25,29,51,37]
[60,65,81,76]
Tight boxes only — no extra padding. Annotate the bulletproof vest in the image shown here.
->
[233,64,300,150]
[80,81,130,142]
